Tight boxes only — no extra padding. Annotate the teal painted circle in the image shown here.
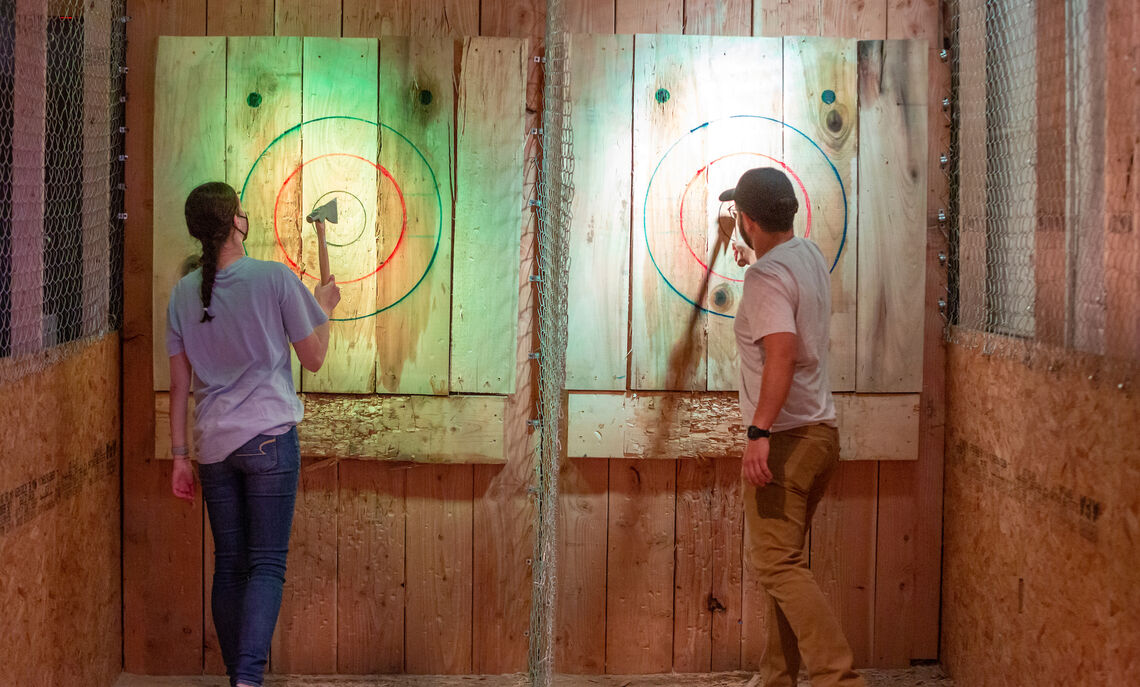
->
[821,89,836,105]
[240,116,443,322]
[655,88,671,104]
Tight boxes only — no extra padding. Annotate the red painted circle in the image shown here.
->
[677,152,812,283]
[273,153,407,284]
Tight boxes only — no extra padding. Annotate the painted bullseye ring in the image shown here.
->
[311,190,368,248]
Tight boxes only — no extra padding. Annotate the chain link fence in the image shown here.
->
[0,0,125,383]
[948,0,1139,382]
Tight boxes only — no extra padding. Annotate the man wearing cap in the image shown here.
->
[721,167,865,687]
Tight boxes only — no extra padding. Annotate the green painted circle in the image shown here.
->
[247,92,262,108]
[655,88,671,104]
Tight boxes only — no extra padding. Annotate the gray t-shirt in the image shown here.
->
[166,257,328,464]
[733,237,836,432]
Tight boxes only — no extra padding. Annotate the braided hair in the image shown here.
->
[184,182,240,323]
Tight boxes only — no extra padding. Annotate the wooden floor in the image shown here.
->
[115,666,955,687]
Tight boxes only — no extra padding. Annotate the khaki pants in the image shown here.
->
[742,423,865,687]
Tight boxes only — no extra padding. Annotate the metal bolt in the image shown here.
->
[939,153,949,167]
[118,66,129,74]
[117,212,128,220]
[937,299,947,311]
[938,253,947,266]
[939,49,948,62]
[942,97,950,110]
[938,208,947,223]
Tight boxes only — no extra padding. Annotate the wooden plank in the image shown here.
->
[225,36,303,388]
[555,459,609,673]
[122,0,207,674]
[739,499,769,670]
[81,0,111,337]
[684,0,751,36]
[563,0,616,33]
[271,458,338,673]
[405,465,474,674]
[344,1,481,37]
[337,461,406,674]
[565,34,633,390]
[480,0,544,39]
[375,36,454,395]
[11,0,46,356]
[300,394,507,463]
[300,37,379,393]
[856,40,927,392]
[616,0,682,33]
[809,460,878,667]
[673,459,716,672]
[451,37,527,394]
[754,0,819,36]
[153,392,196,459]
[605,459,675,673]
[957,0,988,332]
[275,0,341,37]
[783,36,859,391]
[202,513,225,676]
[834,393,919,461]
[631,34,783,391]
[710,457,744,671]
[151,36,226,390]
[206,0,273,34]
[821,0,887,39]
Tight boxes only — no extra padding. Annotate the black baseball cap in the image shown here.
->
[719,167,798,230]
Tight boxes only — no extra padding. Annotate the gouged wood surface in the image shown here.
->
[784,36,859,392]
[674,460,718,672]
[300,37,379,393]
[152,37,226,389]
[225,35,303,388]
[555,459,609,673]
[300,394,507,464]
[565,34,633,391]
[856,40,927,392]
[451,37,527,394]
[375,36,455,395]
[567,392,916,461]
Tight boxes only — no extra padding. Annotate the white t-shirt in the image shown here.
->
[733,237,836,432]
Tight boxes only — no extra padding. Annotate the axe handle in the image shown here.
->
[316,222,332,285]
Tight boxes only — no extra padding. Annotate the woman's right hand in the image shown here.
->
[172,458,195,501]
[314,275,341,315]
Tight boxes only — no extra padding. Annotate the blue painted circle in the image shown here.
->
[240,116,442,322]
[643,115,848,319]
[821,89,836,105]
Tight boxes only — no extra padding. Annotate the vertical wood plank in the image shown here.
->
[856,40,927,392]
[784,36,859,392]
[616,0,683,33]
[151,37,226,390]
[375,36,455,395]
[740,489,769,670]
[710,457,744,671]
[81,0,111,337]
[122,0,207,674]
[605,459,675,673]
[405,465,474,674]
[566,34,633,390]
[270,458,338,673]
[207,0,273,35]
[12,0,45,356]
[673,459,716,672]
[337,461,406,674]
[754,0,820,37]
[555,458,609,673]
[809,460,878,667]
[563,0,617,33]
[684,0,752,36]
[275,0,341,37]
[451,37,527,394]
[300,37,379,393]
[344,1,481,38]
[821,0,887,39]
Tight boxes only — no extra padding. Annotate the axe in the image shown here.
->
[305,199,338,285]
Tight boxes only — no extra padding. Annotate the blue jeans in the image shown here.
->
[199,427,300,687]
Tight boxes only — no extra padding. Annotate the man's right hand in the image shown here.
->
[314,274,341,315]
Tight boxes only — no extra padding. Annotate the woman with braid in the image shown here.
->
[165,181,340,687]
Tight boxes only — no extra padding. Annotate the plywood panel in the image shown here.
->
[631,34,783,391]
[784,36,858,391]
[276,0,341,37]
[754,0,819,36]
[301,394,507,463]
[566,34,633,390]
[856,40,927,392]
[834,393,919,461]
[300,37,379,393]
[605,459,675,673]
[555,459,609,673]
[809,460,877,667]
[225,36,303,388]
[151,36,226,390]
[81,1,111,337]
[616,0,682,33]
[337,461,406,674]
[271,458,338,673]
[451,37,527,394]
[405,465,474,674]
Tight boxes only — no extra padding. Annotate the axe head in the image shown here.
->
[306,198,338,224]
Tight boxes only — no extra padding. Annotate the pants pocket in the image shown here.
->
[232,434,280,472]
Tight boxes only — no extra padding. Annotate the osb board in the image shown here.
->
[0,335,120,686]
[567,392,918,461]
[942,342,1140,686]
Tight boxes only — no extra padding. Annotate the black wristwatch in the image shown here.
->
[747,425,771,440]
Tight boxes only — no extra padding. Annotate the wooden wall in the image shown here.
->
[123,0,947,676]
[0,335,121,687]
[942,341,1140,686]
